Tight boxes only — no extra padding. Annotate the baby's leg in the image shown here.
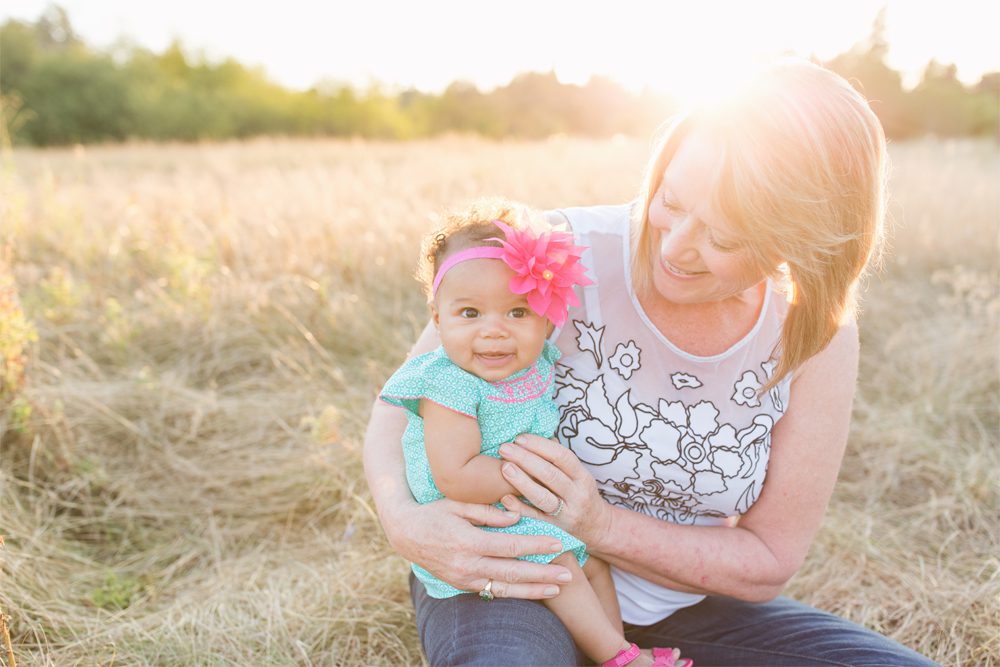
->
[543,552,633,665]
[583,555,623,632]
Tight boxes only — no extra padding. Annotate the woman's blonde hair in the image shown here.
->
[632,60,887,390]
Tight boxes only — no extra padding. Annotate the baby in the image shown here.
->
[379,199,690,667]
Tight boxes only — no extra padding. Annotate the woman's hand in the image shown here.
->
[497,434,613,548]
[385,496,575,600]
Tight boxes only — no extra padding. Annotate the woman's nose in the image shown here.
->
[660,216,701,263]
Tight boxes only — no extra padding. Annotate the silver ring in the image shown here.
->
[548,498,565,518]
[479,579,495,602]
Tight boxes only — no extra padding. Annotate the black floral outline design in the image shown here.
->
[671,372,703,390]
[609,340,642,380]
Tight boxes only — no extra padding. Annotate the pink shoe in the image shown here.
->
[602,643,641,667]
[600,643,693,667]
[652,646,693,667]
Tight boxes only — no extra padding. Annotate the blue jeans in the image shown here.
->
[410,574,938,666]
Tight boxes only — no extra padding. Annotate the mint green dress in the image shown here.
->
[379,340,588,598]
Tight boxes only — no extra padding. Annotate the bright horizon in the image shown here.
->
[2,0,998,103]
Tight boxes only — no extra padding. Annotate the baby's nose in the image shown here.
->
[480,318,509,337]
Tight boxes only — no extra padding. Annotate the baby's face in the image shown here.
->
[432,258,548,382]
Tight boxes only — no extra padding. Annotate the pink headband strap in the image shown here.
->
[431,246,505,294]
[428,218,592,327]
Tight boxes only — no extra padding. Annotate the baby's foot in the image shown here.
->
[648,646,693,666]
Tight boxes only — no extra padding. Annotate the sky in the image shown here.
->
[2,1,998,100]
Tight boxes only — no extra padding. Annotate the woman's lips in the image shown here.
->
[660,257,708,279]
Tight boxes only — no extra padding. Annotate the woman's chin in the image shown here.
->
[652,271,711,305]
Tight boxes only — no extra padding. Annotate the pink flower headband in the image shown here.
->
[431,220,593,327]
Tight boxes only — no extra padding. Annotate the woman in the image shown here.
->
[364,60,937,666]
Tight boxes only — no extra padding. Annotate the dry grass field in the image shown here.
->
[0,136,997,666]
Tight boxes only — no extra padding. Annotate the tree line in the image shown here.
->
[1,6,997,146]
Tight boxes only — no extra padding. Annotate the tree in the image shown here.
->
[825,7,919,138]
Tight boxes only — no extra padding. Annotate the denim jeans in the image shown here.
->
[410,574,939,666]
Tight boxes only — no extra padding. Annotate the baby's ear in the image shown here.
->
[429,303,440,327]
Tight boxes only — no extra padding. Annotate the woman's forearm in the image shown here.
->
[362,398,419,547]
[590,505,791,602]
[365,321,440,542]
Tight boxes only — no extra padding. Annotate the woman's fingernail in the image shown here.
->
[502,463,516,477]
[548,542,563,552]
[544,586,559,597]
[514,435,526,445]
[503,511,518,519]
[499,444,511,457]
[557,572,572,583]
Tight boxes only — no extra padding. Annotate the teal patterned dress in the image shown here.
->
[379,340,588,598]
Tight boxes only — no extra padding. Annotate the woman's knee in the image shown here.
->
[413,577,579,666]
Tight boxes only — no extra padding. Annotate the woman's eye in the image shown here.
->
[661,191,684,215]
[509,307,528,318]
[460,308,479,318]
[708,235,739,253]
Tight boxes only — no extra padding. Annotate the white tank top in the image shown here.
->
[550,204,792,624]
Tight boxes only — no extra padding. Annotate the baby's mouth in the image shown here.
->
[475,351,514,366]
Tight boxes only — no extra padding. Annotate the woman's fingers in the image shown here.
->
[510,433,590,481]
[499,437,582,500]
[474,524,566,560]
[500,462,563,515]
[499,435,609,543]
[472,576,563,601]
[500,494,543,519]
[451,499,521,528]
[399,498,577,599]
[468,556,576,600]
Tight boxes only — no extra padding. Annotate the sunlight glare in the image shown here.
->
[661,56,764,110]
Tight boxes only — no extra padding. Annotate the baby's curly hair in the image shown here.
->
[417,197,538,301]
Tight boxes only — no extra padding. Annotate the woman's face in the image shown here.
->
[646,132,766,306]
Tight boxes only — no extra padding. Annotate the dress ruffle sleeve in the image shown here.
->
[541,339,562,366]
[378,348,480,419]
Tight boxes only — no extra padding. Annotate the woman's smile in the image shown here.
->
[660,256,709,279]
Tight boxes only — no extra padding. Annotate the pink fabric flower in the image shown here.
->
[491,220,593,327]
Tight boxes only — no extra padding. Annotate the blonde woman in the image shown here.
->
[364,60,937,666]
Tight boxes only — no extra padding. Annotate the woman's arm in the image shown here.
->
[363,321,572,599]
[499,322,860,602]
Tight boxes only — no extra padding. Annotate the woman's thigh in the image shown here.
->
[624,595,939,667]
[410,573,584,666]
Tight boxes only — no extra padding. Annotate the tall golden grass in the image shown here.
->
[0,137,997,666]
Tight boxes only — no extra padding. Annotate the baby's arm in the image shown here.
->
[422,399,518,505]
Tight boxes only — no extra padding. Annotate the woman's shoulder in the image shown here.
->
[546,203,633,237]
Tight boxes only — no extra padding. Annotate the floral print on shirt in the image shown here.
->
[556,319,785,524]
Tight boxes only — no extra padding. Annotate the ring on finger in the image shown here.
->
[548,498,565,518]
[479,579,495,602]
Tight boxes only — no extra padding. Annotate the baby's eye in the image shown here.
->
[509,307,528,318]
[460,307,479,318]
